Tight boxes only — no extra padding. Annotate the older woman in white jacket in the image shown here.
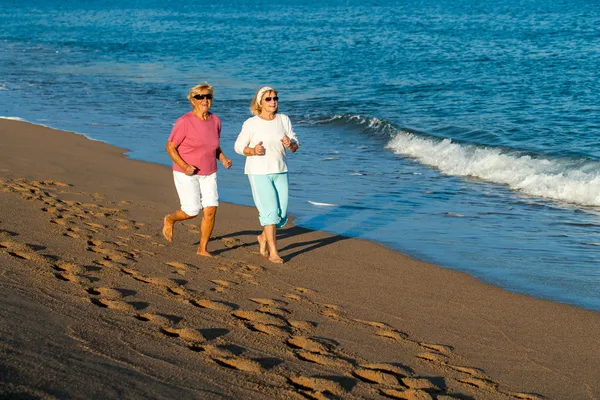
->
[234,86,299,264]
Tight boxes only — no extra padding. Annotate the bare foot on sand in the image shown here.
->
[162,216,173,242]
[257,234,268,257]
[197,249,214,257]
[269,255,284,264]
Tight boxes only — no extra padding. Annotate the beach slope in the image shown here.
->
[1,119,598,399]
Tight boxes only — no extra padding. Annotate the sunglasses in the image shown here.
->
[263,96,279,102]
[193,94,213,100]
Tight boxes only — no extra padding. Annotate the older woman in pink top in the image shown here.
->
[162,83,232,256]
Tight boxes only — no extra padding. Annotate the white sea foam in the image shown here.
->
[308,200,338,207]
[386,131,600,207]
[0,116,105,143]
[0,116,25,121]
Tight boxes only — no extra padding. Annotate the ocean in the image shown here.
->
[1,0,599,311]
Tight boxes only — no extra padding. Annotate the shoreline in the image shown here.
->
[4,116,597,312]
[1,118,599,399]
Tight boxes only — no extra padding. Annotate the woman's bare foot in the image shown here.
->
[257,234,268,257]
[162,215,173,242]
[197,249,214,257]
[268,255,284,264]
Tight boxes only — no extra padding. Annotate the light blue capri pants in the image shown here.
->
[248,173,289,228]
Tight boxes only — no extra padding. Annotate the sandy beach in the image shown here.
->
[0,118,598,399]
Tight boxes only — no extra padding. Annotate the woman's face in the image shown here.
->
[260,91,278,113]
[192,90,213,113]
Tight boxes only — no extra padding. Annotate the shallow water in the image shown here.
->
[1,0,599,310]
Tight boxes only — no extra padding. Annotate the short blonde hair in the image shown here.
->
[250,86,278,116]
[187,83,214,105]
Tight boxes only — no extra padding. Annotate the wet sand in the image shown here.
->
[1,118,598,399]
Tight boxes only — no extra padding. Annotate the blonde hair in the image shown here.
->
[187,83,214,105]
[249,86,278,116]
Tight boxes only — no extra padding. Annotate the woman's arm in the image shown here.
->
[166,141,195,175]
[234,120,264,156]
[283,115,299,153]
[216,146,232,169]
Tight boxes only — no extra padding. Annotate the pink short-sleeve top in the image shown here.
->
[168,112,221,176]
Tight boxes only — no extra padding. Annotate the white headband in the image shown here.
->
[256,86,274,105]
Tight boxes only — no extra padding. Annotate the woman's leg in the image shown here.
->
[257,229,268,257]
[163,171,201,242]
[249,174,284,263]
[197,172,219,256]
[263,224,282,263]
[197,206,216,256]
[163,210,196,242]
[272,173,289,229]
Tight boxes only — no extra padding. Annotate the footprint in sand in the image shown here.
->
[165,261,190,270]
[63,231,80,239]
[233,272,258,285]
[415,352,449,365]
[415,353,448,365]
[288,320,317,332]
[120,267,138,276]
[353,319,393,330]
[85,222,106,230]
[232,310,289,327]
[376,329,409,342]
[190,299,237,312]
[54,272,79,283]
[257,305,291,318]
[160,327,204,342]
[220,237,242,248]
[507,392,545,400]
[135,313,183,326]
[212,356,262,373]
[455,376,499,392]
[293,287,315,295]
[90,298,149,312]
[54,262,84,274]
[288,376,345,398]
[249,298,287,307]
[287,336,331,355]
[94,259,118,268]
[296,352,352,369]
[419,343,453,355]
[318,309,344,320]
[283,293,303,301]
[248,323,291,338]
[401,377,442,392]
[360,363,412,377]
[380,388,434,400]
[352,368,400,386]
[447,364,487,379]
[189,343,243,357]
[7,249,46,263]
[211,279,234,293]
[86,287,136,298]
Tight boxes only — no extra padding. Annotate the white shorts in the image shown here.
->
[173,171,219,216]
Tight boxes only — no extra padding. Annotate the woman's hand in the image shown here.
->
[254,141,265,156]
[183,164,196,175]
[281,136,298,152]
[221,157,232,169]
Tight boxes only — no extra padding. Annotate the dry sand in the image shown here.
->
[0,118,598,400]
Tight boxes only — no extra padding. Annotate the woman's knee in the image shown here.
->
[202,206,217,219]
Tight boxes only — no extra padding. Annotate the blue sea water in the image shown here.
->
[1,0,599,310]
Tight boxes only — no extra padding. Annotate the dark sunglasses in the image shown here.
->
[264,96,279,102]
[193,94,213,100]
